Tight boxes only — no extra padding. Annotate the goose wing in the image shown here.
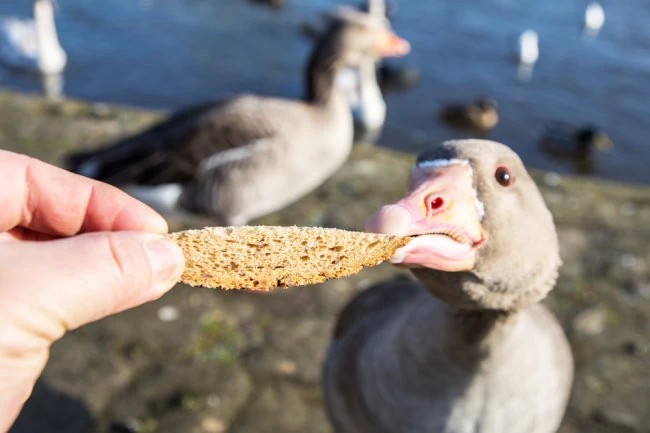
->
[66,95,278,185]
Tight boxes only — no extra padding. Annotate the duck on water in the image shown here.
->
[437,97,499,133]
[324,139,573,433]
[66,8,409,226]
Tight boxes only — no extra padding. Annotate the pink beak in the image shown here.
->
[366,161,485,272]
[374,29,411,57]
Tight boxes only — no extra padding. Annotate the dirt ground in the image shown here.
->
[2,90,648,433]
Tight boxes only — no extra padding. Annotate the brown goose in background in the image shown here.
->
[324,139,573,433]
[65,9,409,225]
[438,97,499,132]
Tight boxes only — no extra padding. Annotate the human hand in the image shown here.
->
[0,150,185,432]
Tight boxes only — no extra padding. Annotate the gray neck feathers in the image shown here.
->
[305,22,348,105]
[413,237,560,312]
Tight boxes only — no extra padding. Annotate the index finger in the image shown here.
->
[0,150,168,236]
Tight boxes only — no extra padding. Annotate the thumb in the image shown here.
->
[0,232,184,432]
[0,232,185,341]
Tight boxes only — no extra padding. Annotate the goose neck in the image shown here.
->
[33,0,66,73]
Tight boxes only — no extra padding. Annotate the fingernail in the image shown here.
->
[145,237,185,293]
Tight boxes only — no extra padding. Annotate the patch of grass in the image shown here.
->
[189,316,244,364]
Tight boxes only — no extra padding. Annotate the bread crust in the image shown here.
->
[169,226,409,290]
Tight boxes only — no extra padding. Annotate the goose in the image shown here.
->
[324,139,573,433]
[0,0,66,75]
[438,97,499,132]
[66,9,410,226]
[584,2,605,36]
[301,0,416,144]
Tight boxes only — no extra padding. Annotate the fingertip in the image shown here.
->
[142,209,170,235]
[112,200,170,234]
[144,236,185,297]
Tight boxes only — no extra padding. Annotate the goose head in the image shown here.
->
[366,139,561,311]
[306,8,409,103]
[320,7,409,67]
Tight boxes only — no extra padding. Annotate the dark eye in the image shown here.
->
[495,165,513,187]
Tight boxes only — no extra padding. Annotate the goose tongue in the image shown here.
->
[366,161,484,272]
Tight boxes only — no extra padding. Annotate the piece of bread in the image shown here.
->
[169,226,409,290]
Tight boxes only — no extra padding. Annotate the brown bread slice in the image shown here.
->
[169,226,409,290]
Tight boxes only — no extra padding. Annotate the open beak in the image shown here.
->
[374,29,411,57]
[366,161,485,272]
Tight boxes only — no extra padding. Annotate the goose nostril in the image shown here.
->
[427,196,445,211]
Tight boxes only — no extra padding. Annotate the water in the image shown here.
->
[1,0,649,184]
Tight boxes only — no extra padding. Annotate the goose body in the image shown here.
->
[0,0,66,75]
[66,10,409,225]
[324,140,573,433]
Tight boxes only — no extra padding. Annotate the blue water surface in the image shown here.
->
[1,0,649,184]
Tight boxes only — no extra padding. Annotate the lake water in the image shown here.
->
[1,0,649,184]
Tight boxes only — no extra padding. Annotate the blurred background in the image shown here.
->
[1,0,649,184]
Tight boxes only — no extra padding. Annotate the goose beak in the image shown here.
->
[375,29,411,57]
[366,161,485,272]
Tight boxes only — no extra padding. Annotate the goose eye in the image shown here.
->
[495,165,513,187]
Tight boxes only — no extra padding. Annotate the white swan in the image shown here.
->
[353,59,386,138]
[516,29,538,81]
[304,0,396,143]
[584,2,605,36]
[0,0,67,75]
[357,0,387,135]
[518,29,539,66]
[340,0,389,143]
